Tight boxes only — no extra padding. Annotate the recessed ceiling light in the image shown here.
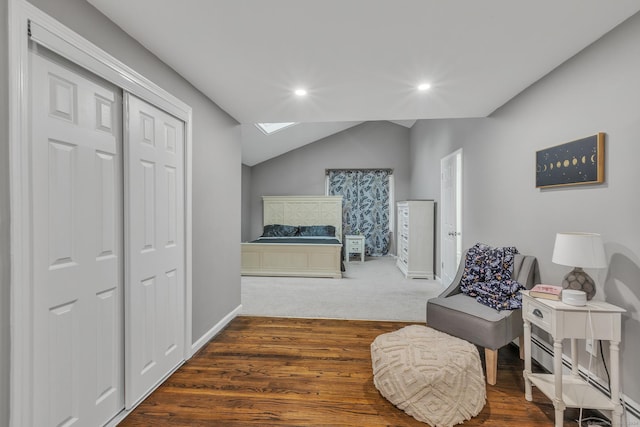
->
[294,88,307,96]
[418,83,432,91]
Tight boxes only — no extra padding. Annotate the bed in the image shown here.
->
[241,196,343,278]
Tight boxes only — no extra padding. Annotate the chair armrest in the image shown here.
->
[438,279,462,298]
[437,249,469,298]
[513,254,540,289]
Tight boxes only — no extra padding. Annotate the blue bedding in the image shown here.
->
[249,237,341,245]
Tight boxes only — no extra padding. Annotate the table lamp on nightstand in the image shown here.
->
[551,232,607,301]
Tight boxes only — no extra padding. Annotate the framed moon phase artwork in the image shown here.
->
[536,133,605,188]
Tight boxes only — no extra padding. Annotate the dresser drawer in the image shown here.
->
[524,297,553,332]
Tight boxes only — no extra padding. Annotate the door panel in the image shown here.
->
[96,151,117,258]
[48,301,79,427]
[95,287,120,405]
[125,93,185,408]
[47,140,77,267]
[31,48,124,426]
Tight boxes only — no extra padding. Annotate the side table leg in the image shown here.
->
[610,340,622,427]
[553,339,565,427]
[523,320,532,401]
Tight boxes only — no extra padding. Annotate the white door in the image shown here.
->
[440,149,463,286]
[124,93,185,408]
[31,48,124,426]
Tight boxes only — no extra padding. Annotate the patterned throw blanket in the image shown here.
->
[459,243,525,311]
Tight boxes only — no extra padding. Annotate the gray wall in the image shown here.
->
[0,0,242,422]
[410,11,640,404]
[1,0,10,424]
[247,121,411,240]
[409,118,486,274]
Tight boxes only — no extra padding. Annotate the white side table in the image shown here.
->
[344,235,365,262]
[521,290,625,427]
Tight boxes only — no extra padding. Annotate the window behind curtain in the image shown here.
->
[327,169,392,256]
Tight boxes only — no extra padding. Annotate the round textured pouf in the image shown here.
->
[371,325,486,427]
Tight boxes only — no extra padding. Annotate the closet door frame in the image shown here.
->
[8,1,193,425]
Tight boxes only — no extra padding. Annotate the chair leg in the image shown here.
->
[519,335,525,360]
[485,348,498,386]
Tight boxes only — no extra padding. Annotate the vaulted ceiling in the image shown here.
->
[87,0,640,165]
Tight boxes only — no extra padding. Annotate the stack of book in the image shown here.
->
[529,284,562,301]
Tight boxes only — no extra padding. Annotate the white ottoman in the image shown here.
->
[371,325,486,426]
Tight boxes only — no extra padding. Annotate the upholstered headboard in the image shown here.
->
[262,196,343,240]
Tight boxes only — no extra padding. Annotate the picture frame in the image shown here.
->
[535,133,605,188]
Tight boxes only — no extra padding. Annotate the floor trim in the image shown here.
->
[191,305,242,354]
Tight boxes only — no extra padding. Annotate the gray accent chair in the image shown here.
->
[426,250,540,385]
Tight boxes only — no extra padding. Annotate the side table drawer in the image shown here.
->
[348,241,363,252]
[523,298,553,332]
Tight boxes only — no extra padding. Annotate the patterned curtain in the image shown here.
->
[328,169,391,256]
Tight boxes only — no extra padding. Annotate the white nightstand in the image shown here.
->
[521,290,625,427]
[344,235,365,262]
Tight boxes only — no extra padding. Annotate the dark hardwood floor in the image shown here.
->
[120,316,598,426]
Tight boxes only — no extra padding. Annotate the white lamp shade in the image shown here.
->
[552,232,607,269]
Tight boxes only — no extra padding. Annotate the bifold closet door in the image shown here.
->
[124,93,186,408]
[31,48,125,426]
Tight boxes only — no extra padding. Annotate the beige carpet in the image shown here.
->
[241,256,446,322]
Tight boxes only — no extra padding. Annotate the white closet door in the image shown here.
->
[124,93,185,408]
[31,48,124,426]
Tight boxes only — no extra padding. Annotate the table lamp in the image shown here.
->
[551,232,607,300]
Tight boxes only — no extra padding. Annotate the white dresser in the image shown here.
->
[396,200,435,279]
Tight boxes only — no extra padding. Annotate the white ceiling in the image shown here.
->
[87,0,640,165]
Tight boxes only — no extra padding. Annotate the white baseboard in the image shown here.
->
[191,304,242,354]
[529,334,640,426]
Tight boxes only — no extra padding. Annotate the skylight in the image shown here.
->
[255,122,297,135]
